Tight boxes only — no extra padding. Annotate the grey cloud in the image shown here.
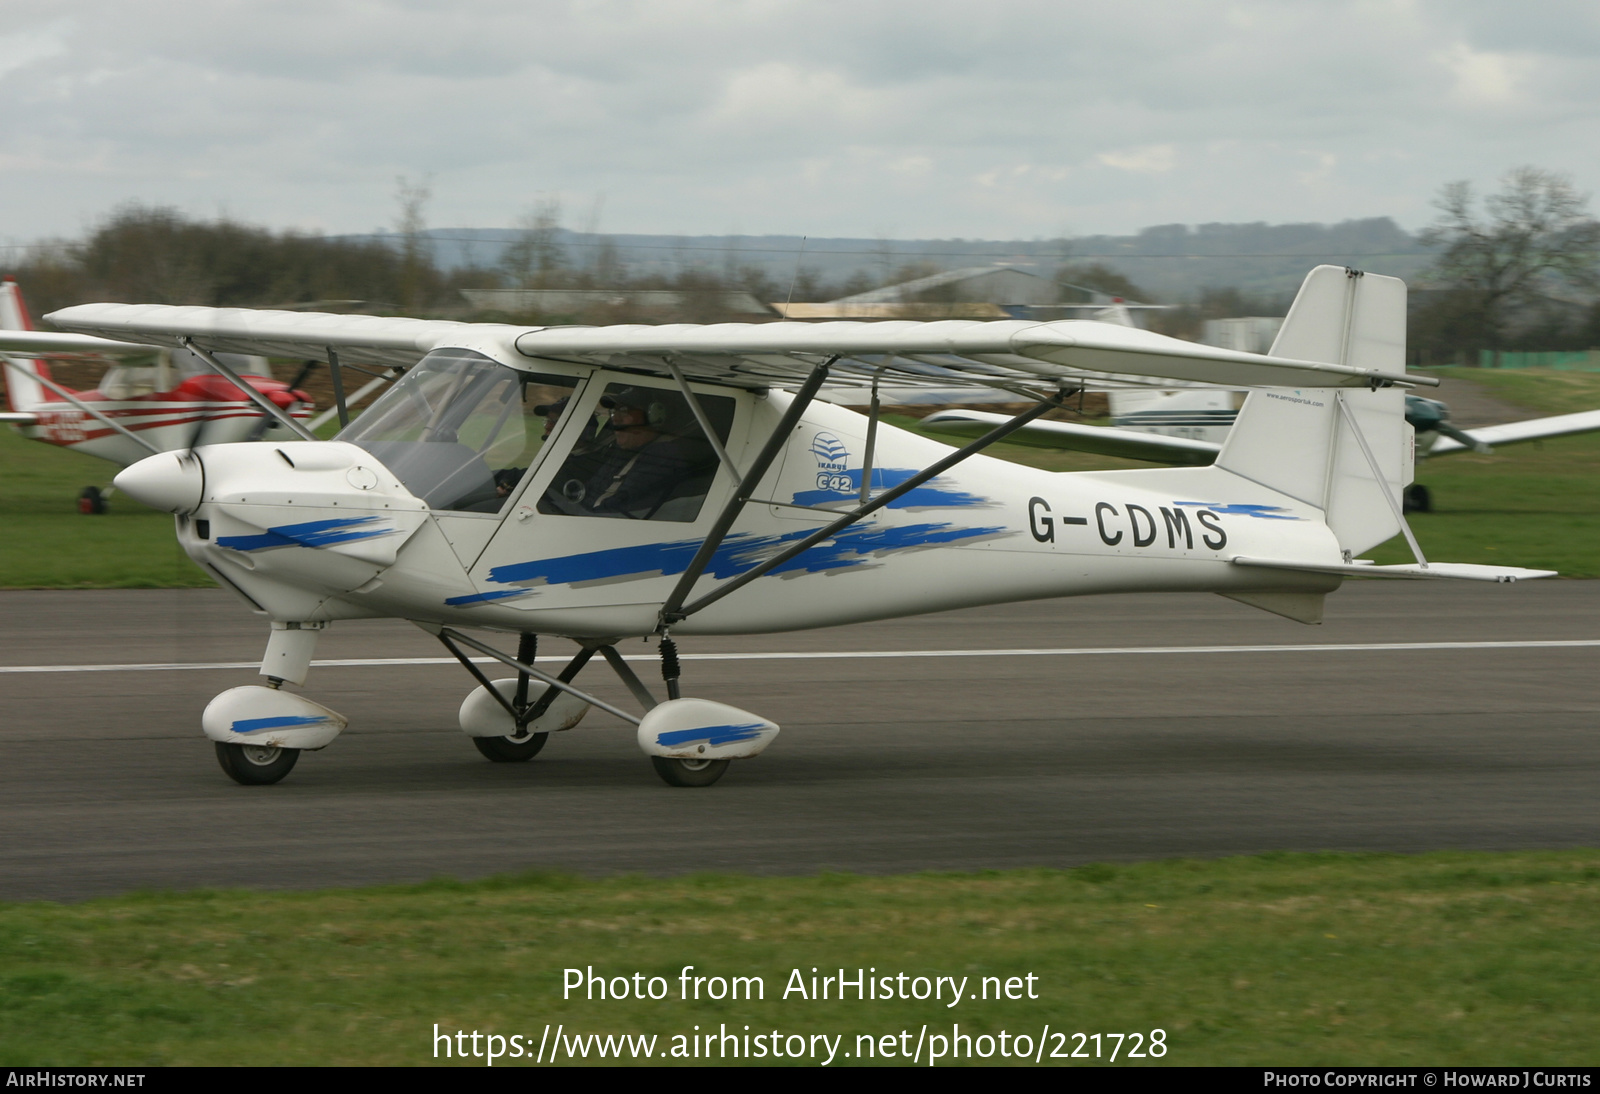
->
[1,0,1598,241]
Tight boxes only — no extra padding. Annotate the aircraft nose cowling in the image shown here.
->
[115,450,204,514]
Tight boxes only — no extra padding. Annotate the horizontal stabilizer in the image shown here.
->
[0,412,38,424]
[1231,556,1557,582]
[1430,408,1600,455]
[920,409,1220,465]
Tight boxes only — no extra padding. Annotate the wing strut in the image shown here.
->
[664,358,740,477]
[178,337,319,441]
[664,386,1068,626]
[327,347,350,429]
[859,367,884,505]
[0,354,161,455]
[657,358,837,628]
[307,366,400,432]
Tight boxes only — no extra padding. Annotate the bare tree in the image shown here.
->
[1419,167,1600,350]
[394,174,433,307]
[501,196,566,287]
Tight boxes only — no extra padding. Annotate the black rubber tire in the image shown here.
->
[651,756,731,787]
[472,733,549,762]
[215,742,300,785]
[78,486,107,515]
[1403,484,1432,513]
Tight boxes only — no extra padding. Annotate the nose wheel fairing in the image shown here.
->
[202,686,347,752]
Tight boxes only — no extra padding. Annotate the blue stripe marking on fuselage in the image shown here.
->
[217,516,395,552]
[1172,501,1299,520]
[656,722,767,747]
[483,521,1008,590]
[791,468,989,510]
[444,589,538,607]
[231,714,329,734]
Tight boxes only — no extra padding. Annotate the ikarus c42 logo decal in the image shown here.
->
[809,432,851,491]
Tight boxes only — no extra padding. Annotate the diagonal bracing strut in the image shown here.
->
[663,388,1068,625]
[657,357,836,628]
[436,628,642,726]
[178,337,319,441]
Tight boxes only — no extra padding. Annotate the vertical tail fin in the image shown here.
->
[0,280,57,413]
[1213,266,1413,556]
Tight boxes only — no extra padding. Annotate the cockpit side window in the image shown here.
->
[339,348,579,513]
[537,382,734,522]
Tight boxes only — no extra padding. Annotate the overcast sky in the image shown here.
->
[2,0,1598,245]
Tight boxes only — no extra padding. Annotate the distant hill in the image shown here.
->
[1067,218,1432,301]
[373,217,1433,304]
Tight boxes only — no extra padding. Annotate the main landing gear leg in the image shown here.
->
[470,634,552,761]
[434,626,777,790]
[646,634,728,787]
[451,633,597,761]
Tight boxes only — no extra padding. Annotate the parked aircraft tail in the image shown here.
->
[1213,266,1411,556]
[0,279,55,414]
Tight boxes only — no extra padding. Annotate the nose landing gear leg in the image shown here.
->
[204,622,346,786]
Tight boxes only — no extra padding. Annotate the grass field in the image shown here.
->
[3,368,1597,585]
[2,852,1597,1066]
[0,426,209,588]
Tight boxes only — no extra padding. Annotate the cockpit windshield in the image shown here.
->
[338,348,579,513]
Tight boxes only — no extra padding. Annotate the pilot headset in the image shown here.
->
[602,390,670,428]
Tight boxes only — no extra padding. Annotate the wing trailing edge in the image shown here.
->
[919,408,1220,465]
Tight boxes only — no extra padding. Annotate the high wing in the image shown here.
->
[44,296,1439,394]
[1428,408,1600,455]
[39,306,477,370]
[919,407,1220,465]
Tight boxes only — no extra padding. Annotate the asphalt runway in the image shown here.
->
[1,582,1596,902]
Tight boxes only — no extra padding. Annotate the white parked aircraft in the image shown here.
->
[925,361,1600,513]
[42,266,1550,788]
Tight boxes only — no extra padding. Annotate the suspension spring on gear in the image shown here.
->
[659,635,682,701]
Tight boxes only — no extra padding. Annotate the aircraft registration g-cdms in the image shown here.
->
[29,266,1553,788]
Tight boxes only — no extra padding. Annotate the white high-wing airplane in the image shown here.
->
[40,266,1551,789]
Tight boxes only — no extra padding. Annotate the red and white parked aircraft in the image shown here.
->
[0,280,314,511]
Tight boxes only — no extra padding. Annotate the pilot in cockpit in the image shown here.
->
[536,385,725,520]
[571,389,698,516]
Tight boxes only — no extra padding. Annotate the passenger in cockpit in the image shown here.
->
[495,395,599,499]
